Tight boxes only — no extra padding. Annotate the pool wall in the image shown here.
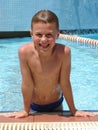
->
[0,0,98,36]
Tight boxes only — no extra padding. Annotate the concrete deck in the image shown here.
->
[0,112,98,130]
[0,111,98,122]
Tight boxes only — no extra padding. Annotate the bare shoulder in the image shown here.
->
[18,42,33,54]
[18,42,34,59]
[64,45,71,58]
[56,43,71,57]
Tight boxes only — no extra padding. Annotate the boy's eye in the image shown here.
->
[35,33,53,38]
[46,34,53,38]
[35,34,42,38]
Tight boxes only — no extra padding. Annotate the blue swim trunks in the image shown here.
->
[30,94,64,112]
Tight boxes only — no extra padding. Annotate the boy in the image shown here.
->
[7,10,95,118]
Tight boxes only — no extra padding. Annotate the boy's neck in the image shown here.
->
[37,45,55,61]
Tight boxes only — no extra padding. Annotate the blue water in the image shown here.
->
[80,33,98,40]
[0,36,98,112]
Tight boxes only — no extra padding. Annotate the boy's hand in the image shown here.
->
[5,110,29,118]
[74,110,96,117]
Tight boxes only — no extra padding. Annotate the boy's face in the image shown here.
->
[31,22,59,54]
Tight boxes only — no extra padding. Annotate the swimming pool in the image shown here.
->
[80,33,98,40]
[0,36,98,112]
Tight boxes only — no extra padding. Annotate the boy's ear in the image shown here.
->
[56,31,60,39]
[30,29,33,37]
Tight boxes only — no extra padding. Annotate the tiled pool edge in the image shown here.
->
[0,122,98,130]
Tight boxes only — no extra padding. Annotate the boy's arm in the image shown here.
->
[5,46,34,118]
[19,47,34,115]
[60,46,96,117]
[60,46,76,115]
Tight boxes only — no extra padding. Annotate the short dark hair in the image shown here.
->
[31,10,59,30]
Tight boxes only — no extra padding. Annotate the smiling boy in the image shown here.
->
[7,10,95,118]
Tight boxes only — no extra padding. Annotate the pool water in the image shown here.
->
[0,37,98,112]
[80,33,98,40]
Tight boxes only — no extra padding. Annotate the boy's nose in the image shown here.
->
[41,35,47,42]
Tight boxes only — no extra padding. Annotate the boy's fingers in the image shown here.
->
[5,112,17,118]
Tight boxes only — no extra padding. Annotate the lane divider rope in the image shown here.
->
[59,34,98,49]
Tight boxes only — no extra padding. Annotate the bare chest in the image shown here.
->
[28,56,62,103]
[28,57,61,86]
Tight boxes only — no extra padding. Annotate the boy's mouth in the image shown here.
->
[39,43,50,49]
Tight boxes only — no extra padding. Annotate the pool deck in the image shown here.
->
[0,112,98,129]
[0,111,98,122]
